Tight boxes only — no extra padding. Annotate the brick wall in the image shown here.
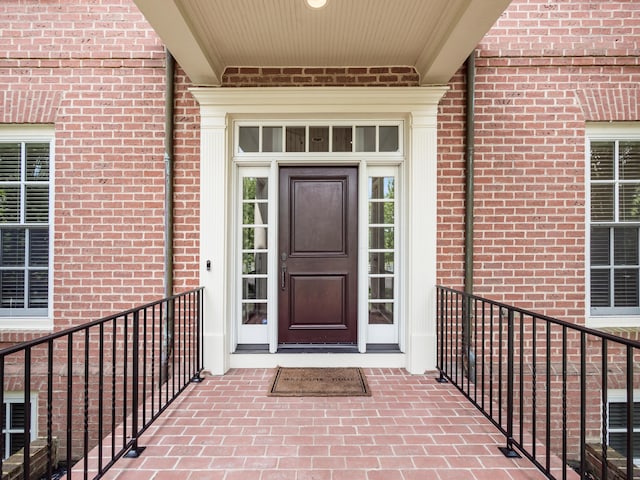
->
[437,0,640,324]
[0,0,171,333]
[221,66,419,87]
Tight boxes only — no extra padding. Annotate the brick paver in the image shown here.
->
[93,368,558,480]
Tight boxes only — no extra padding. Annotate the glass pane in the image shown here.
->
[242,253,267,275]
[609,431,640,458]
[9,433,24,456]
[0,270,24,308]
[369,177,394,199]
[591,142,614,180]
[620,141,640,180]
[379,126,399,152]
[26,143,49,181]
[620,184,640,221]
[591,227,610,266]
[369,302,393,324]
[262,127,282,153]
[614,269,638,307]
[25,186,48,223]
[356,126,375,152]
[609,402,640,429]
[243,228,254,249]
[29,228,49,267]
[369,277,394,300]
[243,277,267,300]
[369,227,394,249]
[614,227,639,265]
[0,143,21,181]
[10,402,24,429]
[590,269,610,307]
[243,227,267,250]
[286,127,305,152]
[369,252,394,275]
[369,202,394,224]
[242,303,267,325]
[29,271,48,308]
[0,186,21,223]
[591,184,614,221]
[309,127,329,152]
[1,229,25,266]
[243,177,268,200]
[242,203,268,225]
[238,127,259,153]
[332,127,352,152]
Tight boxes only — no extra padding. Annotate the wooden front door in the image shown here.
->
[278,167,358,344]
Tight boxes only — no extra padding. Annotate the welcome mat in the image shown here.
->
[268,367,371,397]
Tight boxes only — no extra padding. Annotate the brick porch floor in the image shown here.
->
[95,368,554,480]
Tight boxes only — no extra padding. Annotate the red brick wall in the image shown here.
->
[437,0,640,324]
[0,0,169,332]
[221,66,420,87]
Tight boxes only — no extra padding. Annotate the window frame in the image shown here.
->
[0,126,54,330]
[587,123,640,326]
[607,390,640,465]
[232,119,404,352]
[1,392,38,460]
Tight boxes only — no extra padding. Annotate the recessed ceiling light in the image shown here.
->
[306,0,327,9]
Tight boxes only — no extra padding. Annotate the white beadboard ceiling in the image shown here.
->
[134,0,511,86]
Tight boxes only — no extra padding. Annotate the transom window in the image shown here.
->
[0,136,52,319]
[237,124,400,154]
[590,134,640,314]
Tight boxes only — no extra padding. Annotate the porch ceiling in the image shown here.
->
[133,0,511,86]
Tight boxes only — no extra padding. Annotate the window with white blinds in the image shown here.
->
[0,141,50,317]
[590,137,640,314]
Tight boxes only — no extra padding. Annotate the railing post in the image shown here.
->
[191,290,203,383]
[436,287,448,383]
[499,308,521,458]
[125,310,145,458]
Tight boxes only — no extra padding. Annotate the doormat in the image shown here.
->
[268,367,371,397]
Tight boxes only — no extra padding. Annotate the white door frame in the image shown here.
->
[191,86,447,375]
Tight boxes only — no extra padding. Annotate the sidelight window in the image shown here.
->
[368,175,396,326]
[240,176,269,326]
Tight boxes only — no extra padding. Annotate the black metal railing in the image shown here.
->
[0,287,204,480]
[437,286,640,480]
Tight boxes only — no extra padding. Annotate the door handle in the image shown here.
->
[281,264,287,290]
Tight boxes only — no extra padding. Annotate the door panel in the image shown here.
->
[279,167,358,344]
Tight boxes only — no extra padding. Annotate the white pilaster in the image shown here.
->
[406,108,440,374]
[196,105,229,375]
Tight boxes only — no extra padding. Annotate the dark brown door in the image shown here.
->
[278,167,358,344]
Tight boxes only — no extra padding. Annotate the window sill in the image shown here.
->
[0,317,53,331]
[587,315,640,329]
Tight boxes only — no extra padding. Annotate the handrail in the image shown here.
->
[437,285,639,480]
[0,287,204,480]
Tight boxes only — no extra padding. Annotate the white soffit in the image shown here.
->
[133,0,511,86]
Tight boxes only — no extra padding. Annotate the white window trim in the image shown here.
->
[607,389,640,465]
[0,126,54,330]
[232,122,403,352]
[2,392,38,460]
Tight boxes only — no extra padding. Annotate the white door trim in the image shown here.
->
[191,87,447,375]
